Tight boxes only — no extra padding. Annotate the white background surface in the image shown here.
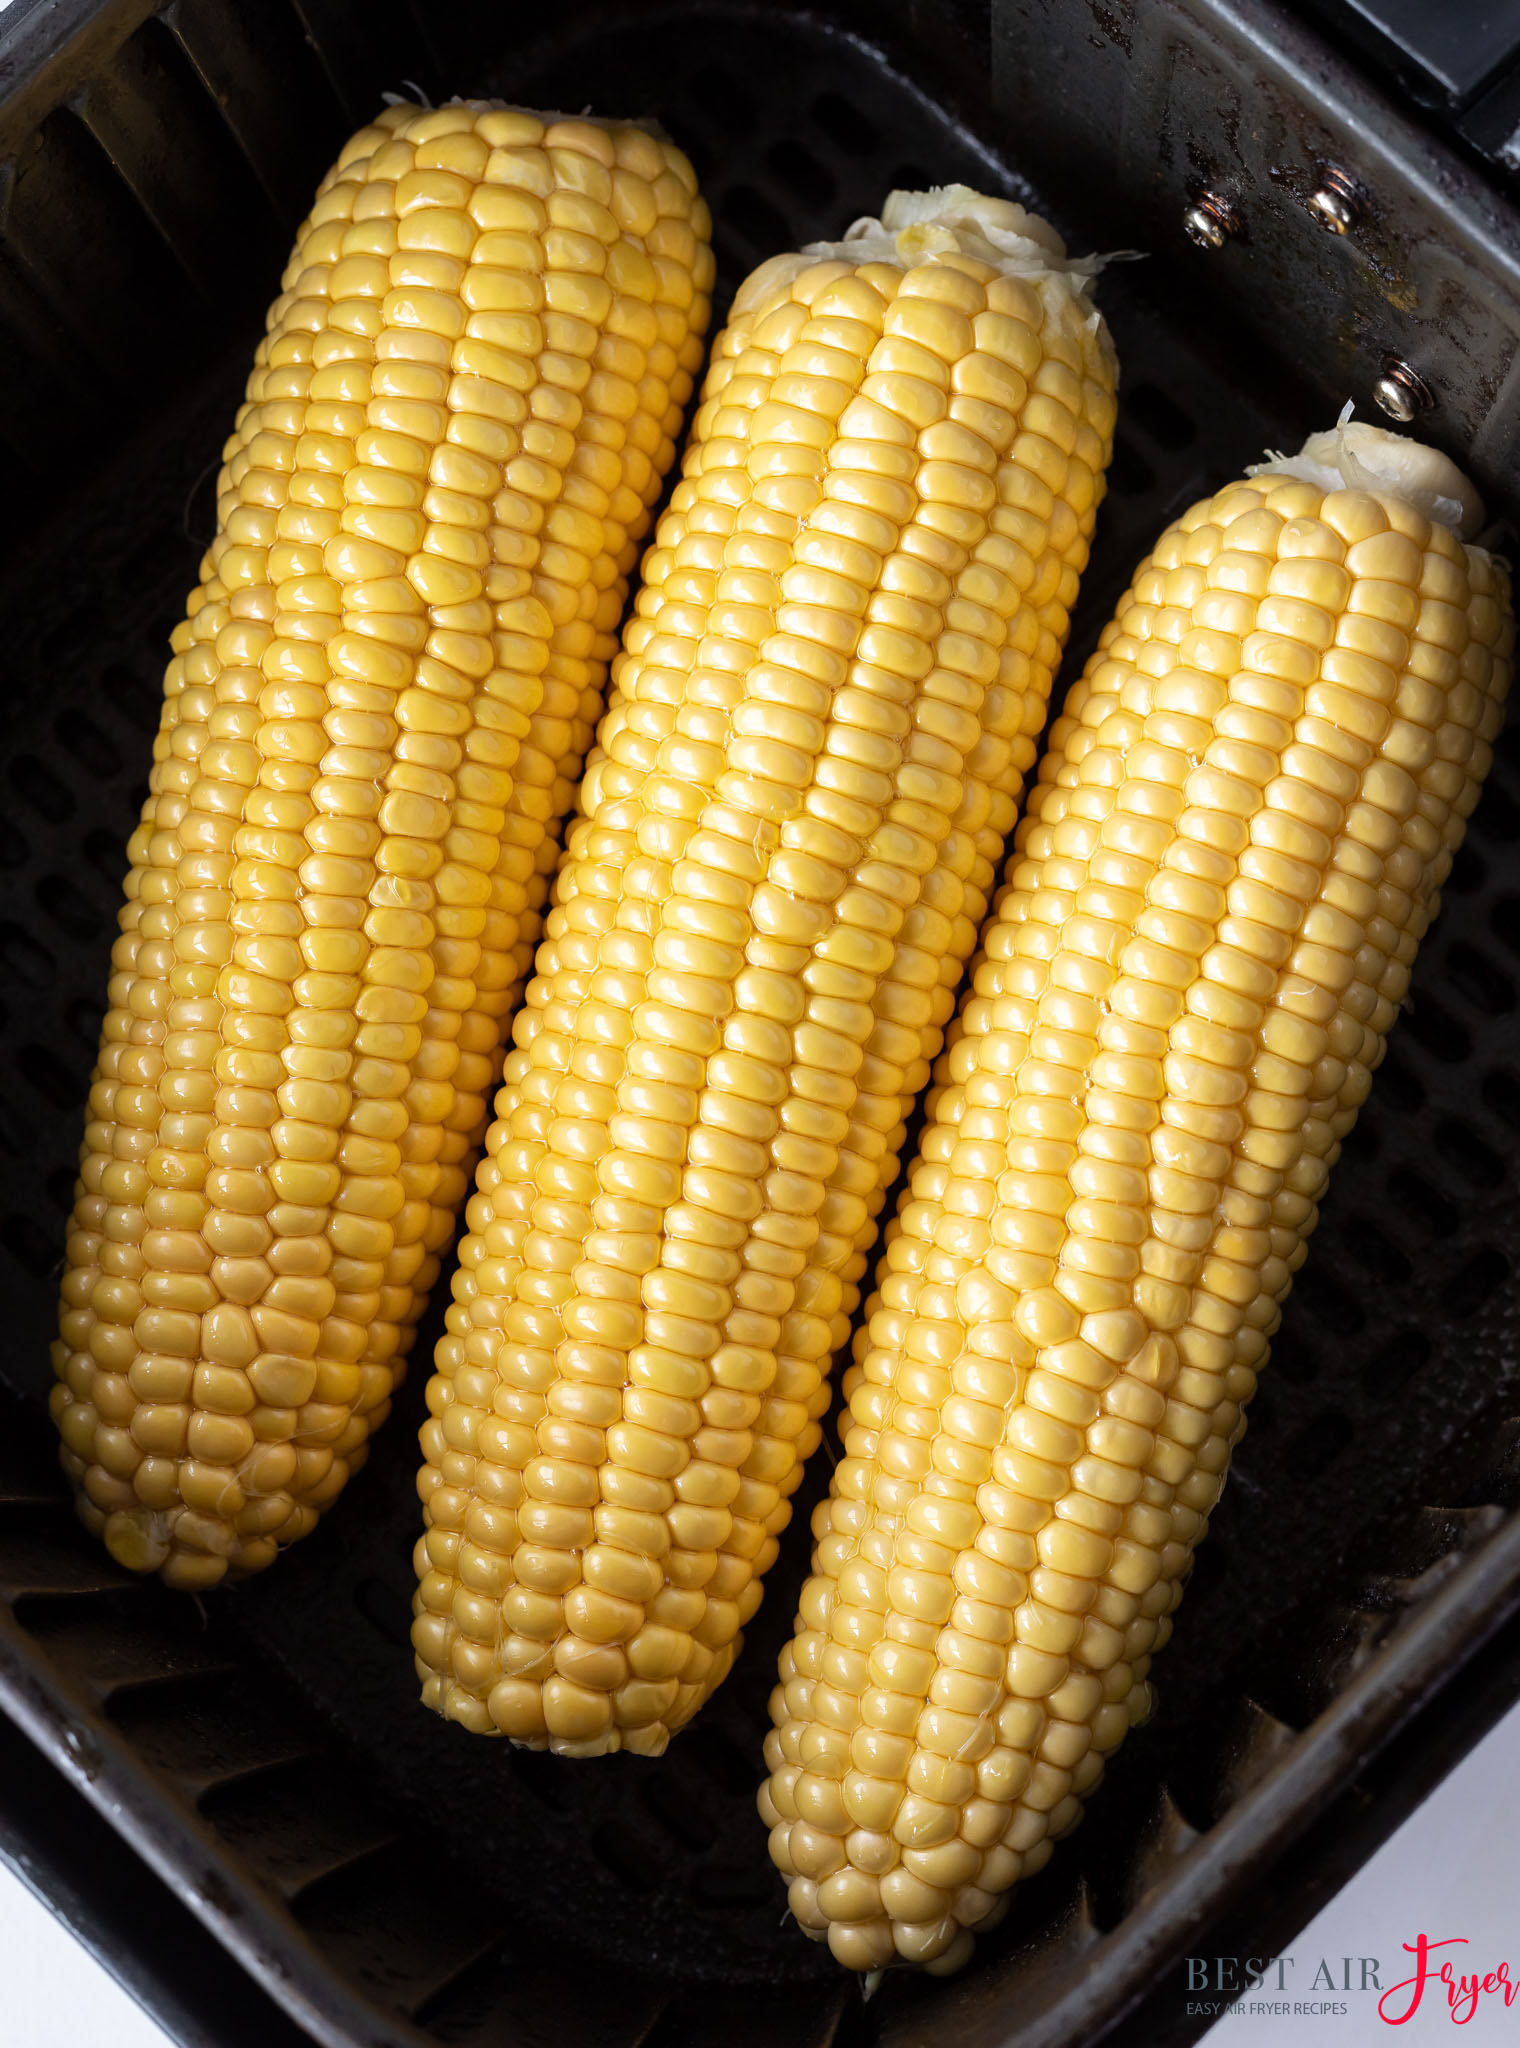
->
[2,1694,1519,2045]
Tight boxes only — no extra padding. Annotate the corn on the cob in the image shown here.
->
[50,101,712,1590]
[412,188,1118,1751]
[761,422,1512,1972]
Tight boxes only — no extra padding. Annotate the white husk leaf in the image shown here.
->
[1248,403,1484,541]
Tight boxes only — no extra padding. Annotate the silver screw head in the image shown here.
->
[1307,185,1357,235]
[1373,362,1433,423]
[1183,196,1232,250]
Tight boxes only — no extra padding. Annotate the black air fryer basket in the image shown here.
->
[2,4,1520,2046]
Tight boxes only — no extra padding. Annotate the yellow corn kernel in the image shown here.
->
[762,423,1512,1973]
[49,100,713,1589]
[413,186,1118,1752]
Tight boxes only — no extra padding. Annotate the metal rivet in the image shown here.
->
[1373,360,1434,423]
[1183,192,1236,250]
[1306,166,1363,236]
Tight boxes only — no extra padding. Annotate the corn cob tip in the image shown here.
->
[730,185,1115,384]
[1251,417,1484,539]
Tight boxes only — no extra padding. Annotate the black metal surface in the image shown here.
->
[1307,0,1520,109]
[991,0,1520,517]
[0,3,1517,2047]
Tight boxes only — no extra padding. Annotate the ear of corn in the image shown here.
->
[51,101,712,1589]
[413,188,1118,1752]
[761,430,1513,1973]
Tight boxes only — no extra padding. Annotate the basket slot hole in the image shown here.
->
[1291,1260,1365,1337]
[691,1860,775,1909]
[1125,381,1197,449]
[352,1573,411,1649]
[0,922,56,988]
[1433,1115,1505,1188]
[41,600,107,673]
[722,184,795,258]
[731,1668,776,1734]
[885,160,933,193]
[1276,1332,1319,1383]
[678,130,714,187]
[1387,1167,1458,1240]
[687,66,756,136]
[83,828,126,883]
[7,754,74,824]
[47,1167,76,1215]
[679,1722,758,1798]
[640,1774,717,1851]
[1477,778,1519,841]
[36,872,109,944]
[1447,840,1485,895]
[1107,434,1156,497]
[102,659,162,723]
[1359,1325,1432,1397]
[1402,991,1470,1063]
[1374,1040,1423,1110]
[766,138,835,207]
[1343,1215,1410,1288]
[117,522,186,603]
[1493,893,1520,961]
[1482,1069,1520,1128]
[1182,1533,1229,1606]
[1441,1247,1510,1320]
[54,708,122,780]
[1445,941,1514,1016]
[592,1818,655,1890]
[182,458,220,549]
[811,91,879,155]
[6,1211,57,1277]
[508,1747,570,1811]
[66,996,105,1050]
[1282,1407,1354,1480]
[0,817,27,868]
[18,1043,83,1113]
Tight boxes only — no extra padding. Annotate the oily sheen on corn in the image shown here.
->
[413,189,1118,1751]
[51,101,712,1589]
[761,428,1513,1973]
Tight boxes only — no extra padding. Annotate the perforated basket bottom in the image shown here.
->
[0,6,1518,2048]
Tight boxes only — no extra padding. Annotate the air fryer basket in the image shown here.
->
[2,4,1520,2046]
